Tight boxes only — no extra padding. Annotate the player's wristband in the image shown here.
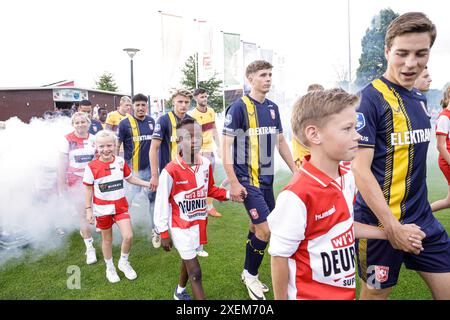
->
[85,207,92,210]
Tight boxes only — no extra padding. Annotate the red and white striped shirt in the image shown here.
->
[60,132,96,177]
[154,155,229,238]
[83,156,132,216]
[435,109,450,153]
[268,157,356,300]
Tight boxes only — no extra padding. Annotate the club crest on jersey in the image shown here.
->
[249,208,259,219]
[356,113,365,131]
[374,265,389,283]
[149,123,154,130]
[270,109,276,120]
[155,123,161,132]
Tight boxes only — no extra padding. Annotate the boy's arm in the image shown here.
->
[153,169,173,239]
[149,139,162,192]
[126,175,149,188]
[207,164,231,201]
[271,256,289,300]
[354,222,424,251]
[277,133,297,173]
[84,185,95,224]
[222,134,247,201]
[352,148,425,254]
[268,190,307,300]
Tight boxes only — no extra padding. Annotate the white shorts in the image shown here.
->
[171,224,201,260]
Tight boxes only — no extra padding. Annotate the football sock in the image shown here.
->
[246,235,268,276]
[105,258,114,269]
[120,252,129,262]
[177,285,186,294]
[196,245,204,252]
[84,237,94,249]
[244,231,255,271]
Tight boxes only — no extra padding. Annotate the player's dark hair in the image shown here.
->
[193,88,207,96]
[80,99,92,107]
[176,118,198,130]
[132,93,148,103]
[98,107,107,112]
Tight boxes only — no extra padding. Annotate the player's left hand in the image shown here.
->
[161,237,173,252]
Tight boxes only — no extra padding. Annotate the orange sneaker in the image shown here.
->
[207,207,222,218]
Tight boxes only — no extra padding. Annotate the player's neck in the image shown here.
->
[308,152,340,180]
[196,105,207,112]
[174,110,186,119]
[118,110,127,116]
[74,131,89,139]
[383,71,413,91]
[249,90,266,104]
[99,155,114,163]
[181,152,201,166]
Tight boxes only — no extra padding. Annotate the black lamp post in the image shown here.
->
[123,48,140,97]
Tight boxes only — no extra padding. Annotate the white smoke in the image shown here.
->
[0,116,78,264]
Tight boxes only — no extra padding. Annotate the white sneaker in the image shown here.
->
[85,247,97,265]
[151,229,161,248]
[118,260,137,280]
[196,250,209,257]
[241,271,269,293]
[106,267,120,283]
[242,274,266,300]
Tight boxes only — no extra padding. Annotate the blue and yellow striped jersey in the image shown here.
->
[118,115,155,173]
[152,112,194,173]
[223,95,283,189]
[354,76,432,226]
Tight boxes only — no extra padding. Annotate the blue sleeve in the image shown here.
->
[152,116,166,140]
[276,106,283,133]
[356,89,380,147]
[118,119,128,142]
[223,102,244,137]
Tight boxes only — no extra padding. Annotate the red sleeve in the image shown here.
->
[123,161,132,179]
[207,164,228,201]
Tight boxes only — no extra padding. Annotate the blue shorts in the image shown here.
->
[242,183,275,225]
[356,217,450,289]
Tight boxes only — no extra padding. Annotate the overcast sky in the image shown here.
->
[1,0,448,100]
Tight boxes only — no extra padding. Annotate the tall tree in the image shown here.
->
[96,72,119,92]
[355,8,399,88]
[181,55,224,113]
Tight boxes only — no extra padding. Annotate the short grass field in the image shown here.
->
[1,155,449,300]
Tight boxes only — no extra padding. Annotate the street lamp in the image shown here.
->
[123,48,140,97]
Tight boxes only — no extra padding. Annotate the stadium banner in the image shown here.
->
[223,32,242,89]
[161,12,184,93]
[197,20,215,82]
[242,41,258,94]
[53,89,88,102]
[259,48,274,64]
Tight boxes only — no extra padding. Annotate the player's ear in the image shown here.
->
[304,125,321,145]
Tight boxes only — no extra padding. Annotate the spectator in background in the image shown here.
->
[78,100,103,135]
[105,96,131,134]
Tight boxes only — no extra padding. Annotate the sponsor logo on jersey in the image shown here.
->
[390,128,431,146]
[176,180,189,185]
[224,114,232,126]
[356,113,365,131]
[331,226,354,249]
[315,205,336,221]
[132,135,152,142]
[74,154,95,163]
[321,245,356,278]
[249,208,259,220]
[177,186,208,218]
[374,265,389,283]
[248,126,277,136]
[98,179,124,193]
[270,109,276,120]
